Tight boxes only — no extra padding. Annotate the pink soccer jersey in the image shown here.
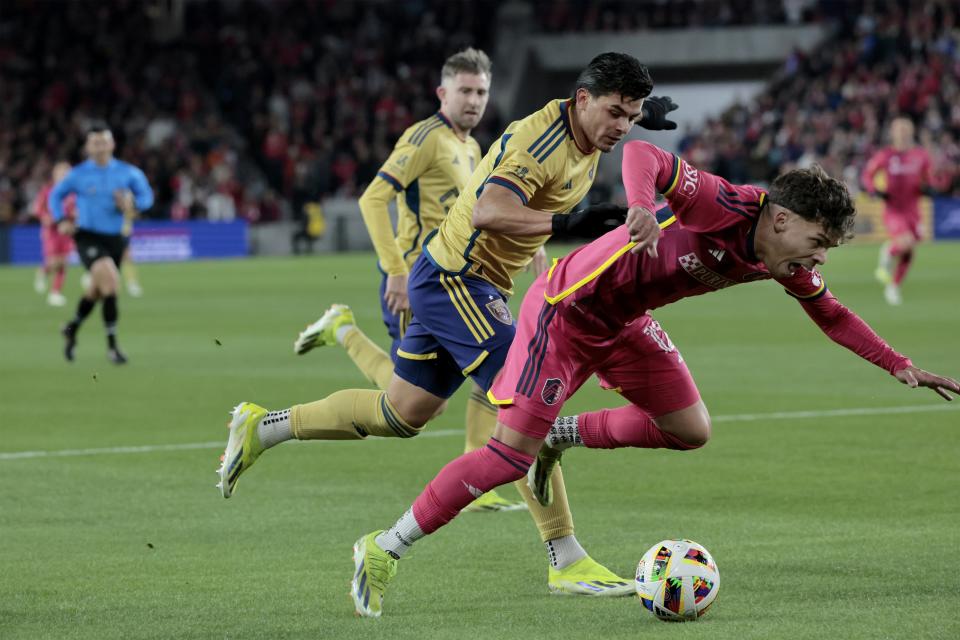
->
[542,141,911,375]
[861,146,932,218]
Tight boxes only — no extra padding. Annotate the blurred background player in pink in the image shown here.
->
[32,161,75,307]
[860,117,935,306]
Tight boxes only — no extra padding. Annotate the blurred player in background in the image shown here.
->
[219,53,680,611]
[293,48,525,512]
[32,161,75,307]
[50,123,154,364]
[861,117,934,306]
[356,140,959,616]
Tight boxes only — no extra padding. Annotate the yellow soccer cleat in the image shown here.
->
[351,531,398,618]
[526,445,563,507]
[874,265,892,286]
[548,555,634,597]
[216,402,268,498]
[462,489,529,513]
[294,304,355,355]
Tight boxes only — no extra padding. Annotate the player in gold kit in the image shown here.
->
[292,49,522,512]
[217,53,680,612]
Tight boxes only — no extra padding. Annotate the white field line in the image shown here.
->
[1,403,956,462]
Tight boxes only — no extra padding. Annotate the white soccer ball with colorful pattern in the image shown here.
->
[635,539,719,621]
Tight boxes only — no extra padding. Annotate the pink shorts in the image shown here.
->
[884,212,920,242]
[489,275,701,439]
[41,225,75,258]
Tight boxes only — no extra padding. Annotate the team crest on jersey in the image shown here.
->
[485,299,513,325]
[678,253,737,289]
[512,166,529,181]
[541,378,565,406]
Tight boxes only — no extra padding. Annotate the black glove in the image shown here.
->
[638,96,679,131]
[875,190,890,200]
[551,203,628,240]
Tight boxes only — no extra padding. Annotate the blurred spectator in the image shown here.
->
[531,0,817,32]
[4,0,958,227]
[1,0,501,223]
[676,1,960,195]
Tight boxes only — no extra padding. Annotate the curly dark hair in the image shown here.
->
[572,52,653,103]
[767,164,856,242]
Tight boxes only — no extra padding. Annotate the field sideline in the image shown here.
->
[1,242,958,639]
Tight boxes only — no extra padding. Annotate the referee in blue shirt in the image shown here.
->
[50,122,154,364]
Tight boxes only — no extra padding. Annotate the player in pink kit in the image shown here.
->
[32,161,75,307]
[353,140,959,614]
[861,117,934,305]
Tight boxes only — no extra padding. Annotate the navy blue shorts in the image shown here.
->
[395,255,515,399]
[378,271,412,362]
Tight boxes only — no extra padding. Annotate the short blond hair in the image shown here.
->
[441,47,492,82]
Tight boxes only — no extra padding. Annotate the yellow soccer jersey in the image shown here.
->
[358,112,481,275]
[423,99,600,296]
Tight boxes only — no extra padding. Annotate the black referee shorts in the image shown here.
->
[74,229,126,270]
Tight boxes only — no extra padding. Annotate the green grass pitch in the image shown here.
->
[1,242,958,639]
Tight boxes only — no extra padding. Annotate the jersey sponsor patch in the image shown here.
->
[678,252,737,289]
[485,298,513,325]
[541,378,565,406]
[511,166,530,181]
[678,162,700,198]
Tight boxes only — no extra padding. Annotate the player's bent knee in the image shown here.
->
[385,378,446,429]
[656,402,711,449]
[681,418,711,448]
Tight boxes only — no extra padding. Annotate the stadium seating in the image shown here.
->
[2,0,957,226]
[676,1,960,193]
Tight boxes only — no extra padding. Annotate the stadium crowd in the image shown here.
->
[531,0,819,32]
[0,0,501,224]
[2,0,958,226]
[677,0,960,194]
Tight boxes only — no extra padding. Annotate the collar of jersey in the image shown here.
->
[83,158,118,169]
[560,100,593,155]
[745,192,767,263]
[435,111,453,129]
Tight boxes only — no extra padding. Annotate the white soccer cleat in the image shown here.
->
[294,304,355,355]
[884,283,902,306]
[47,291,67,307]
[126,281,143,297]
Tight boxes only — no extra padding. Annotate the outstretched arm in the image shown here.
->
[795,288,958,400]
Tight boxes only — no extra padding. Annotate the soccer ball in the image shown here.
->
[635,539,719,621]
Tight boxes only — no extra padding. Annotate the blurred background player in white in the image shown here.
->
[32,161,75,306]
[860,117,935,306]
[293,49,524,512]
[50,123,154,364]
